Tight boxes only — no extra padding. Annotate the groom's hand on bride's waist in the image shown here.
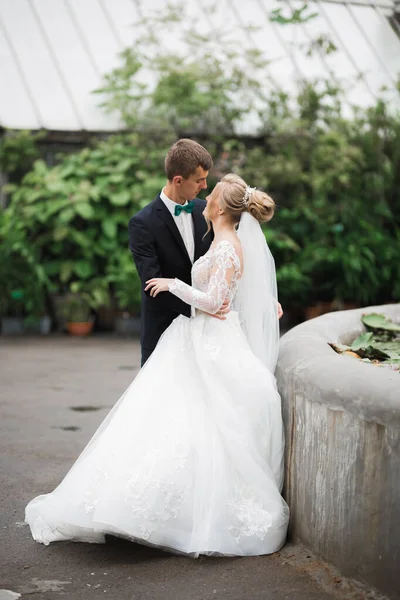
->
[207,298,230,321]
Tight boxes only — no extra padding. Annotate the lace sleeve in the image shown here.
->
[168,241,240,314]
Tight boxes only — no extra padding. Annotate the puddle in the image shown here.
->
[69,406,102,412]
[52,425,81,432]
[60,426,80,431]
[30,580,71,593]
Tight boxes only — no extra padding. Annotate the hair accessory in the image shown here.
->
[243,186,256,205]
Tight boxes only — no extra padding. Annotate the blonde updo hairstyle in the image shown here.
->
[218,174,275,225]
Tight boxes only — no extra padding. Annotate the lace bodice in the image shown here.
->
[168,240,241,314]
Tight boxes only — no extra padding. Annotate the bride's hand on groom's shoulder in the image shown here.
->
[145,278,174,297]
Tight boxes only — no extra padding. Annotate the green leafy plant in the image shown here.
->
[106,252,142,316]
[230,82,400,309]
[94,3,269,139]
[361,313,400,338]
[269,4,318,25]
[330,313,400,370]
[0,129,45,176]
[63,295,92,323]
[4,134,166,298]
[64,279,110,323]
[0,215,50,318]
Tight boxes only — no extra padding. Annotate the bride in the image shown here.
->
[25,174,289,557]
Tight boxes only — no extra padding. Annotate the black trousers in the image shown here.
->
[141,345,155,368]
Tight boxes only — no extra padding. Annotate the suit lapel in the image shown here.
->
[155,196,191,263]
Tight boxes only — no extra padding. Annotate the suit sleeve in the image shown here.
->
[129,216,162,284]
[128,216,173,310]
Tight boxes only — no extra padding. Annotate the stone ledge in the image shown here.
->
[276,304,400,599]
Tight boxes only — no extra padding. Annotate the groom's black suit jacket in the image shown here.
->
[128,195,213,365]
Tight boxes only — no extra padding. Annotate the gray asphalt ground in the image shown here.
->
[0,336,387,600]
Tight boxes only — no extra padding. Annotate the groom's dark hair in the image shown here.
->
[165,139,213,181]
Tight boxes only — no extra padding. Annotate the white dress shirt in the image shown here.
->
[160,188,195,263]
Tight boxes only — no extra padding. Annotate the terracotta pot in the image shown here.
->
[66,321,94,336]
[331,300,360,312]
[305,302,333,320]
[341,303,359,311]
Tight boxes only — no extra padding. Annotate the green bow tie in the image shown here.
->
[174,201,195,216]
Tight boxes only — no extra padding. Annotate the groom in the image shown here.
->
[129,138,217,366]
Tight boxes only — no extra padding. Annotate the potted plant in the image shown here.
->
[107,253,142,336]
[0,224,52,334]
[22,281,52,335]
[1,284,52,335]
[64,279,110,336]
[22,264,52,334]
[0,289,25,334]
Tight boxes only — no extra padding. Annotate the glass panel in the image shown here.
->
[0,0,81,130]
[0,23,41,128]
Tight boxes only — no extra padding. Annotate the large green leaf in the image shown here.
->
[109,190,131,206]
[109,173,125,184]
[91,287,109,307]
[42,198,71,219]
[361,313,400,333]
[98,237,118,254]
[58,163,76,178]
[350,332,373,351]
[102,219,117,239]
[116,158,134,172]
[59,207,75,223]
[60,261,74,283]
[89,185,101,202]
[373,341,400,360]
[42,261,62,276]
[75,203,95,219]
[70,229,93,249]
[33,159,48,177]
[73,260,93,279]
[374,341,400,354]
[24,189,42,204]
[53,226,69,242]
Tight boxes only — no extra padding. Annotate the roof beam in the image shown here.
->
[275,0,394,8]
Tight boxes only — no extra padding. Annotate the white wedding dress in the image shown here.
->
[25,239,289,556]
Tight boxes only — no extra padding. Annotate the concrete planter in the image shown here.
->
[115,314,141,336]
[1,317,24,335]
[1,316,52,335]
[24,315,52,335]
[276,304,400,599]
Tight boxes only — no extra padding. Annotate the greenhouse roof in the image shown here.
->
[0,0,399,132]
